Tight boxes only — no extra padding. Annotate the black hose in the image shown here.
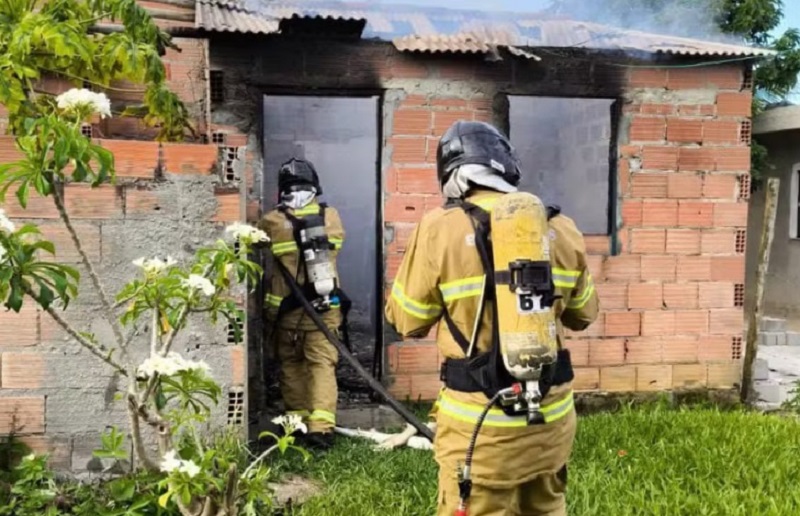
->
[270,255,435,442]
[464,390,504,470]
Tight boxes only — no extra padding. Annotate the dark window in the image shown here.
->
[509,96,617,236]
[210,70,225,103]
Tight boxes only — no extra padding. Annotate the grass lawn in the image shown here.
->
[276,404,800,516]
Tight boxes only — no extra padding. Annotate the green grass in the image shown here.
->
[276,404,800,516]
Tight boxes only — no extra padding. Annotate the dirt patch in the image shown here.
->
[270,476,323,510]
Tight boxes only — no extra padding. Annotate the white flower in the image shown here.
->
[132,256,177,276]
[138,352,213,378]
[272,413,307,434]
[178,460,201,478]
[160,450,182,473]
[0,243,7,264]
[56,88,112,119]
[184,274,215,297]
[225,222,269,245]
[0,209,15,234]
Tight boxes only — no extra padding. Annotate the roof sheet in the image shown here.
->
[195,0,776,58]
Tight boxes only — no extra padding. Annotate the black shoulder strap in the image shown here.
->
[547,204,561,220]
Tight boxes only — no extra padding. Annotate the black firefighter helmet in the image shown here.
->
[278,158,322,196]
[435,120,521,190]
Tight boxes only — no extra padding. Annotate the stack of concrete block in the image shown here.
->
[754,316,800,410]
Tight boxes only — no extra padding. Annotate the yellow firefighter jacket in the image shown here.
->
[257,201,345,331]
[385,188,599,488]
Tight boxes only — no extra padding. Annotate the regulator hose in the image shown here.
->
[270,254,435,442]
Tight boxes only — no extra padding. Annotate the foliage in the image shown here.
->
[781,380,800,412]
[273,403,800,516]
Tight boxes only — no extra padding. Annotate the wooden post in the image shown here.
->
[741,177,780,404]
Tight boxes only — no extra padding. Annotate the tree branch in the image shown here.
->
[52,184,127,350]
[242,444,278,478]
[127,393,159,472]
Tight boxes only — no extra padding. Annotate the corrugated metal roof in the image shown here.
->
[196,0,776,58]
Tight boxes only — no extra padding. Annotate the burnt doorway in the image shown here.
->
[261,94,382,401]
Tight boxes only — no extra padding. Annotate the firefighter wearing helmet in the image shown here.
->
[258,158,348,451]
[385,121,599,515]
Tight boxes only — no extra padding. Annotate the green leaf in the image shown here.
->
[15,180,30,209]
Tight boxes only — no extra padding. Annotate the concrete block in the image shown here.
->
[753,358,770,381]
[760,317,787,333]
[754,381,784,404]
[787,332,800,347]
[759,332,786,347]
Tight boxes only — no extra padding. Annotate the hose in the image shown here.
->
[270,254,435,442]
[456,385,519,515]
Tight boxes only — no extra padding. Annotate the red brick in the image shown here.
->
[620,145,642,158]
[678,201,714,228]
[662,283,699,309]
[230,346,245,385]
[0,305,38,347]
[596,283,627,309]
[605,313,641,338]
[433,110,474,136]
[385,255,403,284]
[710,256,745,282]
[600,366,637,392]
[666,229,701,255]
[706,65,744,90]
[589,339,626,365]
[641,255,677,281]
[99,140,159,179]
[628,283,663,310]
[392,109,432,136]
[0,397,44,434]
[625,337,663,364]
[564,340,590,367]
[672,363,707,387]
[699,282,735,308]
[679,148,715,171]
[396,166,439,195]
[629,68,668,88]
[573,367,600,391]
[584,236,610,255]
[699,336,736,361]
[642,147,679,170]
[641,311,675,336]
[385,194,428,223]
[664,336,700,363]
[387,373,412,398]
[707,362,741,389]
[701,230,737,254]
[0,135,23,162]
[631,173,668,198]
[713,202,748,227]
[389,137,427,163]
[64,184,122,219]
[2,192,61,219]
[677,256,712,281]
[678,104,716,116]
[703,174,738,199]
[639,104,676,115]
[667,69,707,89]
[703,120,739,144]
[125,187,162,217]
[622,200,643,227]
[636,365,672,391]
[630,117,666,141]
[676,310,709,334]
[246,200,260,223]
[162,143,218,175]
[586,255,604,281]
[709,309,744,335]
[409,373,443,401]
[398,95,429,109]
[568,312,605,339]
[388,223,417,254]
[0,352,44,388]
[716,92,752,117]
[630,229,665,253]
[642,200,678,227]
[38,223,100,263]
[667,118,703,143]
[603,255,641,282]
[712,147,750,172]
[396,343,440,374]
[668,173,703,198]
[19,436,72,470]
[211,191,240,222]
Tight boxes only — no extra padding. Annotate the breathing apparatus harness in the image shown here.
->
[275,202,353,351]
[440,199,575,516]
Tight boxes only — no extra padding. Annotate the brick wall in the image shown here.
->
[0,33,251,469]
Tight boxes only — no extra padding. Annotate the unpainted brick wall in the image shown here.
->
[0,30,250,470]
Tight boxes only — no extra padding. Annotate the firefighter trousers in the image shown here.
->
[275,327,339,433]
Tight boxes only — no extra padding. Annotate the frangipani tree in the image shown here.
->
[0,1,307,514]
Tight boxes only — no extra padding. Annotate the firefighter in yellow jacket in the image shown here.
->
[258,158,346,451]
[385,121,599,515]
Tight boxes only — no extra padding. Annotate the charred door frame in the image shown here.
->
[258,88,387,380]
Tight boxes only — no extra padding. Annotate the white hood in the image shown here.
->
[442,163,518,200]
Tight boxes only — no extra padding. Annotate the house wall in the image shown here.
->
[746,130,800,318]
[206,37,753,409]
[0,34,249,473]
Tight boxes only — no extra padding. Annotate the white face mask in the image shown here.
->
[281,188,317,209]
[442,164,518,199]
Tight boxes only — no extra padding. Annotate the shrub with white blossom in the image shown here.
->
[0,0,306,514]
